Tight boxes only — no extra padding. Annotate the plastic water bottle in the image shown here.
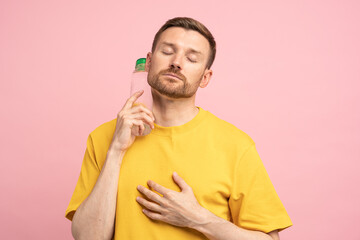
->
[130,58,153,136]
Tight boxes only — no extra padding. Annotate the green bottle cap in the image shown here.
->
[135,58,146,71]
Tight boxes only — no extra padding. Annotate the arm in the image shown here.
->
[71,148,125,240]
[136,172,281,240]
[71,90,155,240]
[193,211,280,240]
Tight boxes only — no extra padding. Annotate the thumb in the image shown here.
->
[172,172,190,192]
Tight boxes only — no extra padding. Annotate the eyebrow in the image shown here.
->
[160,41,203,55]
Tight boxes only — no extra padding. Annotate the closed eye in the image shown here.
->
[162,51,172,55]
[187,57,197,63]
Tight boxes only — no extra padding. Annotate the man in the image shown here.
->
[65,17,292,240]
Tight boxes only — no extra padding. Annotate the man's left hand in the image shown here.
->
[136,172,210,228]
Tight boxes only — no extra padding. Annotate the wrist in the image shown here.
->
[107,145,126,162]
[189,207,220,232]
[109,138,127,153]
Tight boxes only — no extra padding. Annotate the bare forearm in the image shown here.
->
[71,148,125,240]
[193,210,273,240]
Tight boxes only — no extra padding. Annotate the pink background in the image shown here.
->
[1,0,359,239]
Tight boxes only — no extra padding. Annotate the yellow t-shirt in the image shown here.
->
[65,107,292,239]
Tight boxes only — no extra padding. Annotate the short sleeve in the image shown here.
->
[229,143,292,233]
[65,134,101,221]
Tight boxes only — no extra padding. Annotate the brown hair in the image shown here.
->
[151,17,216,69]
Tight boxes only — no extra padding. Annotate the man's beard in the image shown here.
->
[147,67,203,99]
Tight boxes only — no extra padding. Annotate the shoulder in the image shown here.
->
[88,118,117,144]
[203,109,255,147]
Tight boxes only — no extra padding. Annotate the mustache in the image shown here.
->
[159,68,186,81]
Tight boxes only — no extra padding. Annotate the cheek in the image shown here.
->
[152,55,168,68]
[148,62,160,75]
[187,67,204,80]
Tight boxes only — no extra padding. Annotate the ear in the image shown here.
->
[199,69,213,88]
[145,52,152,71]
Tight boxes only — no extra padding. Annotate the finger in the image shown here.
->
[129,104,155,121]
[123,118,143,129]
[130,112,154,129]
[172,172,190,192]
[147,180,172,197]
[137,185,164,205]
[124,90,144,110]
[134,121,145,136]
[136,197,163,213]
[139,122,145,136]
[126,119,144,136]
[142,209,163,222]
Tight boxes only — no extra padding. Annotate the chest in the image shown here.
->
[117,134,235,218]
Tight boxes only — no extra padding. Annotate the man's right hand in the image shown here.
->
[109,90,155,152]
[72,91,154,240]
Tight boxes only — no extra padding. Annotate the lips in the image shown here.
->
[162,73,182,81]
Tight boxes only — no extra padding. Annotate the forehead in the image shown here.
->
[156,27,210,54]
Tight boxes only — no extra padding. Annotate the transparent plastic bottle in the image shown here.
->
[130,58,153,136]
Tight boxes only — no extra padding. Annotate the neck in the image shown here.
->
[151,89,199,127]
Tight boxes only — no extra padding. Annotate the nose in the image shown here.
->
[170,54,182,70]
